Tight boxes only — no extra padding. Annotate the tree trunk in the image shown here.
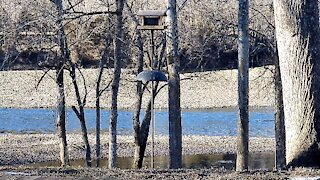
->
[130,9,145,169]
[135,100,152,168]
[96,67,102,167]
[53,0,69,167]
[56,64,69,167]
[108,0,124,169]
[96,23,111,168]
[273,0,320,167]
[166,0,182,169]
[236,0,249,172]
[274,45,286,169]
[70,65,91,167]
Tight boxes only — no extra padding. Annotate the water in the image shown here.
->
[31,152,274,170]
[0,107,275,170]
[0,107,274,137]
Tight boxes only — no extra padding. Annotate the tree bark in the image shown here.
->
[108,0,124,169]
[273,0,320,167]
[52,0,69,167]
[236,0,249,172]
[70,65,91,167]
[135,100,152,168]
[274,45,286,169]
[166,0,182,169]
[96,14,112,168]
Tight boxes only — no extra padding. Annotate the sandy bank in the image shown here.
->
[0,66,274,109]
[0,133,274,165]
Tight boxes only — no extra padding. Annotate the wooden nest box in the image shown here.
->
[137,10,167,30]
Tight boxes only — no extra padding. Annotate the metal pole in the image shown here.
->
[151,81,155,169]
[150,29,155,169]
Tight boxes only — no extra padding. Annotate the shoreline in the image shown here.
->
[0,133,275,166]
[0,105,274,111]
[0,67,275,109]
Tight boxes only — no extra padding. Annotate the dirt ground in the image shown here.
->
[0,133,320,179]
[1,165,320,179]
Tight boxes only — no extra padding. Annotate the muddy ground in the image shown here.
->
[0,133,320,179]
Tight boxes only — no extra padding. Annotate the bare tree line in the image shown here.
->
[1,0,320,171]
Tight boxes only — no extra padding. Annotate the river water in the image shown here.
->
[1,107,276,170]
[0,107,274,137]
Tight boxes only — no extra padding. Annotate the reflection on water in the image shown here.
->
[31,152,274,170]
[0,108,275,137]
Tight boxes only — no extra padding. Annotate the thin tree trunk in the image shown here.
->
[56,65,69,167]
[96,1,112,167]
[136,100,152,168]
[53,0,69,167]
[131,16,145,170]
[124,2,145,169]
[95,71,102,167]
[134,90,158,168]
[166,0,182,169]
[108,0,124,169]
[70,65,91,167]
[236,0,249,172]
[274,0,320,167]
[95,53,106,168]
[274,45,286,169]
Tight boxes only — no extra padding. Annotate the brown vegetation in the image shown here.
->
[0,0,274,72]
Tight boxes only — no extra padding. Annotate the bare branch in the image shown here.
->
[35,69,51,90]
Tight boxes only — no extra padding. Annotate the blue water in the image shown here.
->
[0,108,274,137]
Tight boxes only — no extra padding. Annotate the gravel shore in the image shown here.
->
[0,66,274,109]
[0,133,274,166]
[1,136,320,180]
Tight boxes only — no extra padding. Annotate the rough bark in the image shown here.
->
[166,0,182,169]
[274,45,286,169]
[108,0,124,169]
[273,0,320,167]
[236,0,249,172]
[52,0,69,167]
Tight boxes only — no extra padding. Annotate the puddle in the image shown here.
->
[30,152,274,170]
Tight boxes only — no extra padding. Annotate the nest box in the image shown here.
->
[137,10,167,30]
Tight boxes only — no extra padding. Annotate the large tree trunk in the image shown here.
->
[236,0,249,172]
[108,0,124,169]
[53,0,69,167]
[166,0,182,169]
[273,0,320,167]
[274,45,286,169]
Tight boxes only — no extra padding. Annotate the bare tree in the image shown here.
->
[69,65,92,167]
[236,0,249,172]
[125,3,146,169]
[51,0,69,167]
[108,0,125,169]
[95,2,113,168]
[166,0,182,169]
[274,0,320,167]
